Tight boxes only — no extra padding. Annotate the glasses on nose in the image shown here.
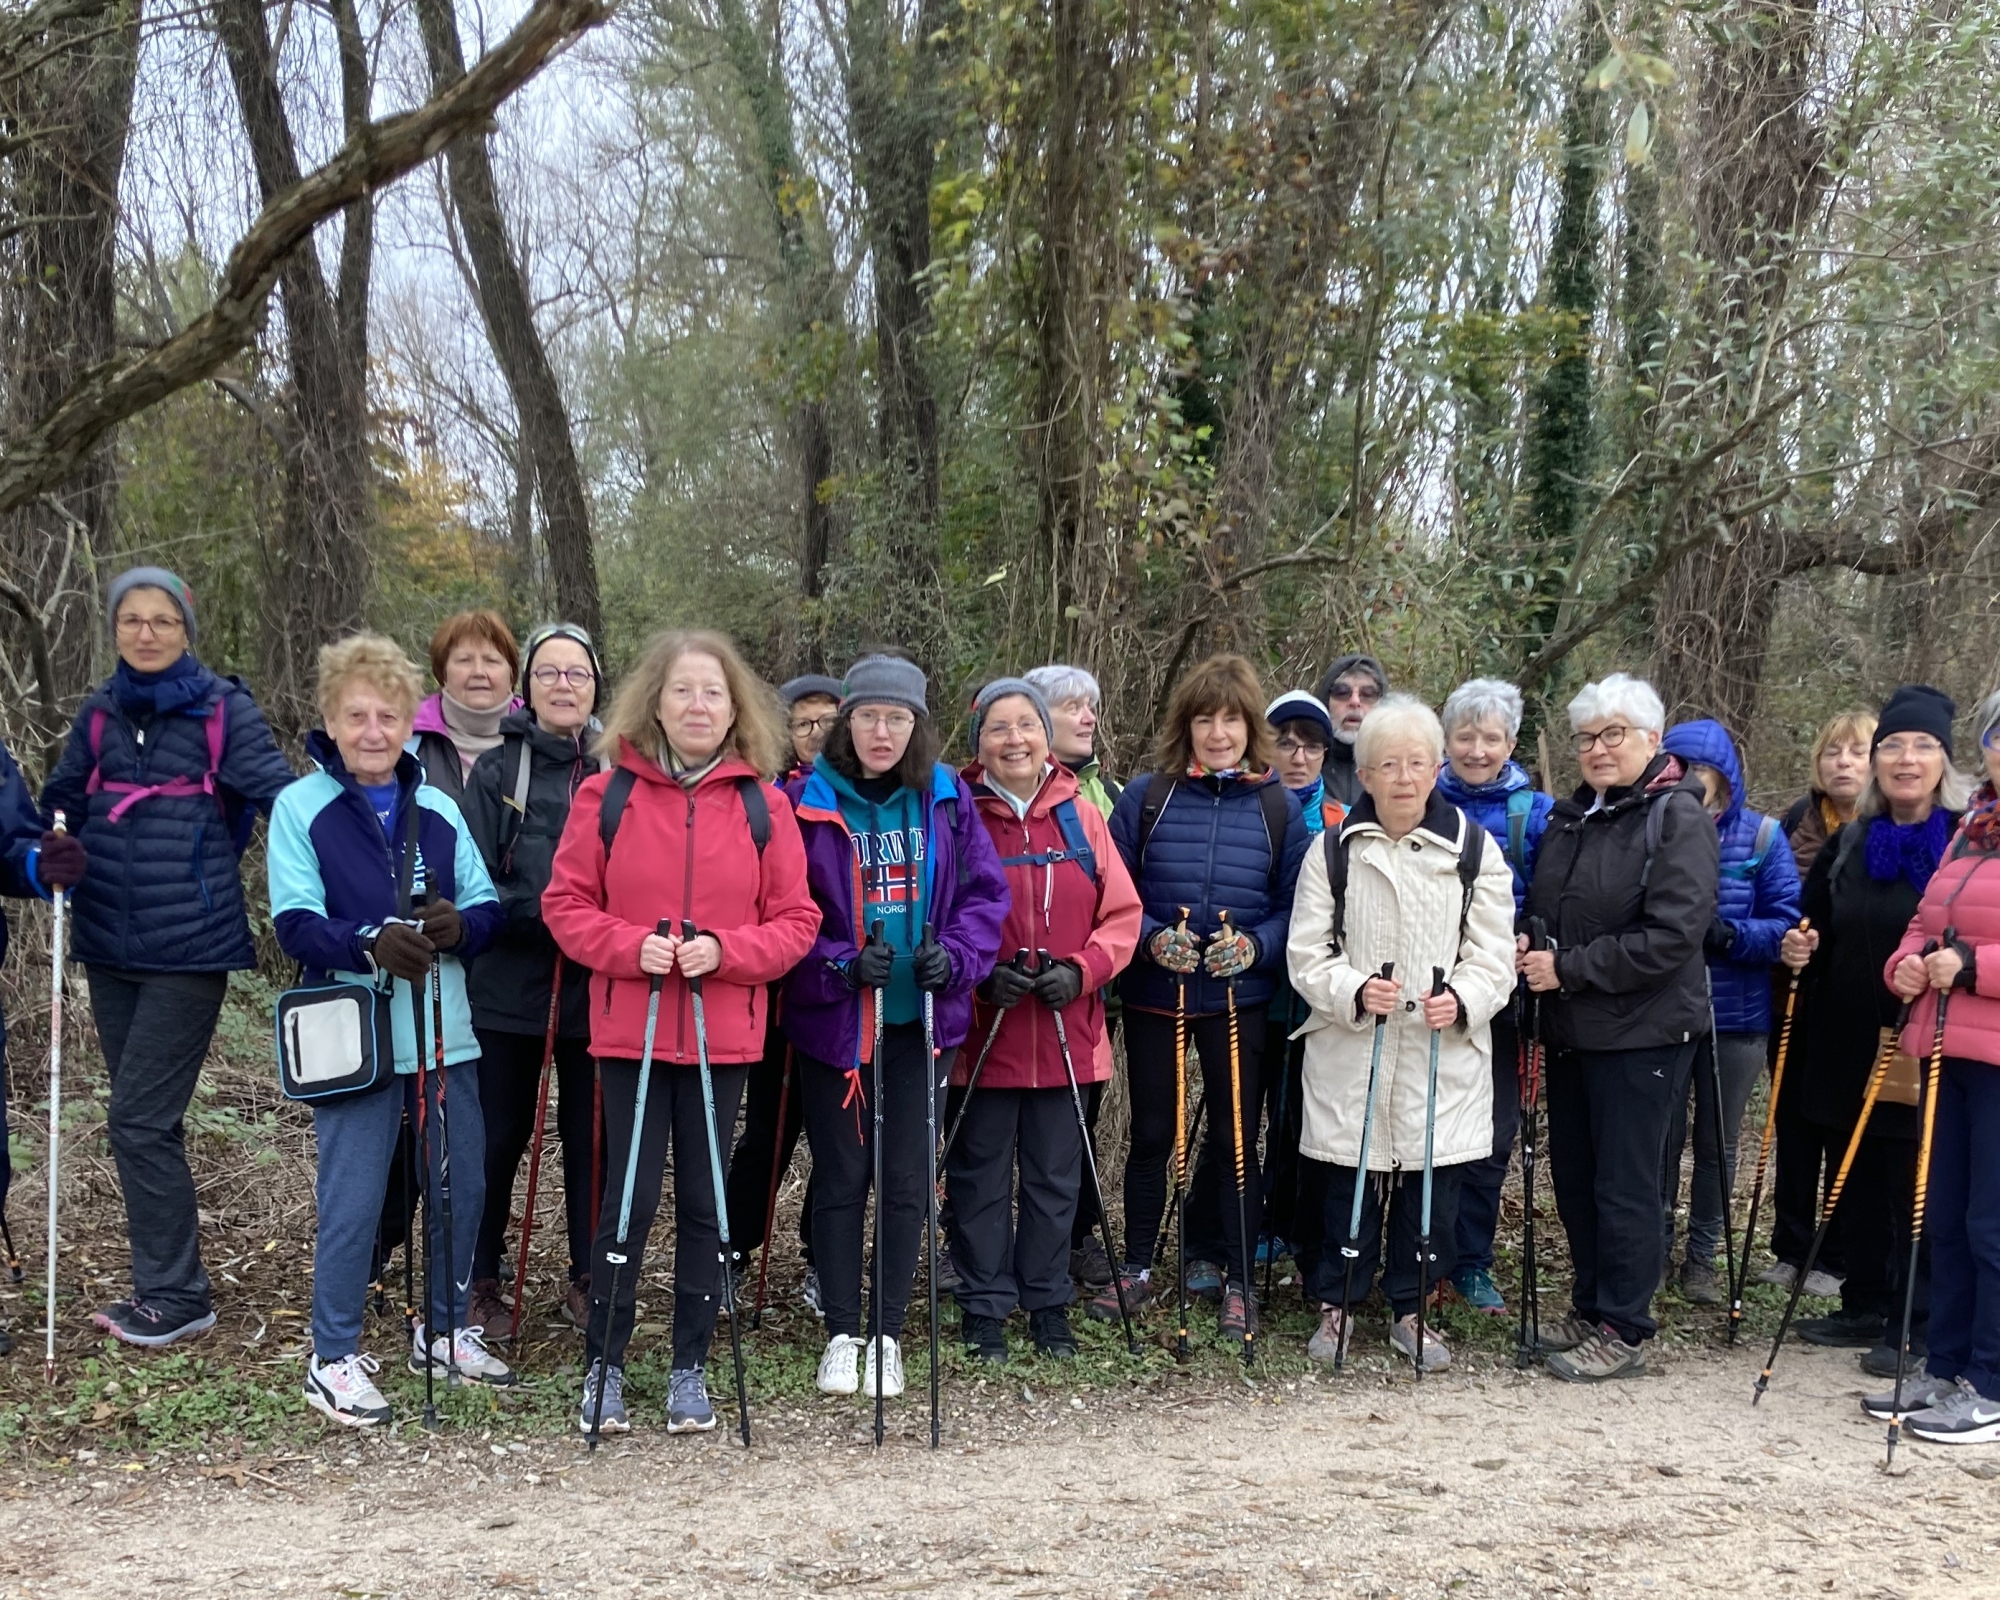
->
[1573,725,1630,753]
[116,615,184,638]
[1365,758,1434,779]
[1276,737,1327,757]
[984,721,1043,741]
[789,715,835,737]
[854,711,915,734]
[1328,683,1381,703]
[531,665,595,688]
[1878,736,1943,761]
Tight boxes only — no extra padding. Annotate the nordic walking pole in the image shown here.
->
[1703,967,1741,1342]
[1160,1092,1206,1243]
[1218,911,1255,1368]
[867,920,888,1449]
[43,810,66,1383]
[939,951,1029,1171]
[412,972,440,1430]
[590,917,673,1450]
[422,884,459,1388]
[1733,919,1806,1339]
[1754,969,1926,1404]
[509,956,565,1343]
[1336,961,1396,1368]
[684,920,752,1448]
[1887,933,1952,1472]
[1515,918,1547,1369]
[920,922,942,1452]
[1414,967,1446,1381]
[1041,950,1139,1356]
[750,1042,794,1331]
[1172,906,1193,1364]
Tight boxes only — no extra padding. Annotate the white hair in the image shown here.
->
[1024,663,1101,709]
[1974,688,2000,753]
[1355,693,1445,768]
[1441,677,1524,740]
[1567,672,1665,735]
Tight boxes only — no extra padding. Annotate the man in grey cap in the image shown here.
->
[1313,652,1388,808]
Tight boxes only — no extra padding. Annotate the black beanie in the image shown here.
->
[1872,684,1955,756]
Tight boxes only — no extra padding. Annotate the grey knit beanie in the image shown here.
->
[970,677,1053,748]
[108,566,197,644]
[780,673,845,708]
[841,654,929,717]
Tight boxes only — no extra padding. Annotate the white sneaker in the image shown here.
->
[817,1333,863,1395]
[1801,1268,1844,1298]
[1389,1313,1451,1373]
[305,1352,391,1428]
[411,1323,518,1387]
[864,1334,904,1399]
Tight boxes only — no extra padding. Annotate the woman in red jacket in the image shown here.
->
[543,630,819,1437]
[948,680,1142,1362]
[1879,689,2000,1444]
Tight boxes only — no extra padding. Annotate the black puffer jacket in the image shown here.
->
[460,710,601,1037]
[1523,752,1720,1052]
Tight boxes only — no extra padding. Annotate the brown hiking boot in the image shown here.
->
[467,1278,511,1335]
[1545,1324,1647,1382]
[563,1277,590,1331]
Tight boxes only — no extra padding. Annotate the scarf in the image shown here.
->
[1864,807,1952,890]
[1960,782,2000,856]
[663,742,724,790]
[439,692,507,779]
[1187,761,1251,782]
[110,653,208,717]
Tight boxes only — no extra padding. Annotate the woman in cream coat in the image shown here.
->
[1287,694,1517,1371]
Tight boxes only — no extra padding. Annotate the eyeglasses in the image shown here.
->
[1276,736,1328,756]
[1327,682,1382,704]
[1573,725,1630,753]
[115,614,185,638]
[789,714,836,737]
[531,665,595,688]
[1364,758,1435,779]
[853,710,915,734]
[1878,735,1944,761]
[982,720,1045,741]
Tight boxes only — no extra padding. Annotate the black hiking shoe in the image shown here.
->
[1794,1309,1886,1348]
[961,1312,1009,1365]
[1069,1235,1113,1288]
[1030,1306,1078,1359]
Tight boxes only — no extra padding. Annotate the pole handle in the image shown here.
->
[1527,915,1547,952]
[1379,961,1396,982]
[1431,965,1446,996]
[50,809,66,837]
[647,918,674,994]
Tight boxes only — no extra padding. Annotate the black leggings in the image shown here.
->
[799,1023,955,1340]
[1121,1006,1269,1287]
[725,1024,813,1264]
[472,1028,597,1286]
[586,1057,748,1371]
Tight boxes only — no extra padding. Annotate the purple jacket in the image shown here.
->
[781,760,1008,1069]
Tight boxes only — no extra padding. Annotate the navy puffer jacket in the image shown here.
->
[1660,719,1802,1034]
[1110,770,1308,1016]
[40,667,296,972]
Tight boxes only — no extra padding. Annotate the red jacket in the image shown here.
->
[1888,825,2000,1069]
[956,763,1142,1090]
[543,743,820,1064]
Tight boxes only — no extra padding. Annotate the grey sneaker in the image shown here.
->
[1862,1367,1956,1421]
[1906,1379,2000,1445]
[1755,1261,1799,1289]
[578,1360,630,1435]
[1536,1314,1599,1354]
[801,1266,824,1319]
[666,1367,716,1433]
[1680,1261,1723,1306]
[1546,1325,1647,1383]
[1306,1305,1348,1366]
[1389,1313,1449,1373]
[1801,1268,1844,1298]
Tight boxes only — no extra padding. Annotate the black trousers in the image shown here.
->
[799,1024,956,1340]
[1304,1160,1464,1320]
[725,1024,813,1264]
[1772,1068,1845,1272]
[1828,1128,1929,1326]
[586,1057,748,1371]
[1258,1031,1308,1246]
[1121,1006,1269,1287]
[472,1028,597,1286]
[946,1086,1081,1317]
[1545,1042,1691,1345]
[90,967,228,1318]
[1453,1011,1524,1275]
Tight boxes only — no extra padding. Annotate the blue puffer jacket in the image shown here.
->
[1435,760,1554,913]
[1660,719,1802,1034]
[1110,770,1308,1016]
[40,665,297,972]
[0,738,49,971]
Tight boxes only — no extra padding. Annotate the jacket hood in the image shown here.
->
[964,758,1080,821]
[800,754,957,816]
[612,735,759,792]
[305,728,424,796]
[500,705,603,762]
[1661,719,1745,829]
[1436,759,1536,806]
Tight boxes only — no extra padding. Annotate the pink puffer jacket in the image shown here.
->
[1887,835,2000,1068]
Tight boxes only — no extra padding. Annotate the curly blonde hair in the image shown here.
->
[596,629,785,778]
[317,634,425,726]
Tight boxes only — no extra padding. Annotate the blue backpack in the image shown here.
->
[995,796,1097,883]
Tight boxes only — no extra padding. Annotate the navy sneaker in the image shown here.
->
[578,1361,630,1435]
[94,1298,217,1348]
[666,1368,716,1434]
[1451,1266,1507,1315]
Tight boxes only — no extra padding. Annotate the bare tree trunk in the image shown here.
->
[215,0,373,731]
[412,0,602,637]
[0,0,140,702]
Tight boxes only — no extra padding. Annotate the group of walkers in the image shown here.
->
[1,566,1996,1454]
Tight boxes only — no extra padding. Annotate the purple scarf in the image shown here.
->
[1864,808,1951,891]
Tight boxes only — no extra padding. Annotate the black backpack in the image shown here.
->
[1322,809,1486,955]
[598,767,771,860]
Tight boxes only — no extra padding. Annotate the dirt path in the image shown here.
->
[1,1341,1992,1597]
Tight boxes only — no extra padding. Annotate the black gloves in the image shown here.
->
[1032,958,1084,1009]
[983,957,1037,1010]
[846,931,894,992]
[370,921,435,982]
[913,933,953,993]
[36,831,86,890]
[1950,937,1979,991]
[416,897,463,952]
[1704,917,1735,957]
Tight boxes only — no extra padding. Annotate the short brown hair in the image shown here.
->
[595,629,785,778]
[428,608,520,686]
[1153,653,1277,775]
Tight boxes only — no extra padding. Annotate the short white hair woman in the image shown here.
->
[1286,694,1516,1371]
